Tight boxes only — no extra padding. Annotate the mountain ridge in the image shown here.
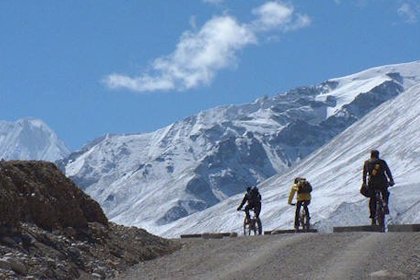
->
[63,60,420,233]
[159,83,420,237]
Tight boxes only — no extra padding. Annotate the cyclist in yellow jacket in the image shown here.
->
[288,177,312,230]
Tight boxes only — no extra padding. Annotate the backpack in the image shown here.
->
[297,179,312,194]
[366,159,388,187]
[249,187,261,203]
[368,159,382,177]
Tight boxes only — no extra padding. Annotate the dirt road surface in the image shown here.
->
[117,232,420,280]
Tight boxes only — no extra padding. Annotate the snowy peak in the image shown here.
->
[320,61,420,117]
[331,60,420,87]
[0,118,70,161]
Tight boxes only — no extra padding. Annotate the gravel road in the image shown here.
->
[117,232,420,280]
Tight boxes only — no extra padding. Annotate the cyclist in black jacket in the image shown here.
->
[237,186,261,223]
[362,150,394,225]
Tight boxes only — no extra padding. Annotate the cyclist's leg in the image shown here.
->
[369,195,377,224]
[295,201,302,229]
[381,187,390,214]
[303,200,311,229]
[254,202,261,218]
[303,200,310,220]
[244,204,251,222]
[254,202,262,234]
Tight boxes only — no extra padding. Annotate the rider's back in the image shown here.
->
[288,180,311,203]
[248,187,261,205]
[364,158,389,188]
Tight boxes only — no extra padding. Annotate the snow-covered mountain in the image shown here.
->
[158,82,420,237]
[0,118,70,161]
[63,61,420,232]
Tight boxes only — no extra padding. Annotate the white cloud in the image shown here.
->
[105,16,256,92]
[398,2,419,23]
[251,1,294,31]
[104,1,310,93]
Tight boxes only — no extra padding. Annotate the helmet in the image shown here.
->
[370,149,379,158]
[246,187,252,193]
[294,177,302,184]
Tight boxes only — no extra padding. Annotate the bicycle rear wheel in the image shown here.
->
[299,209,310,231]
[251,221,257,235]
[377,203,385,232]
[243,217,249,236]
[375,193,386,232]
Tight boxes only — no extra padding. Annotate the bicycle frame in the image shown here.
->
[299,208,310,231]
[292,202,310,232]
[242,210,262,236]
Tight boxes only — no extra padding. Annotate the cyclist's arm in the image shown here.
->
[238,195,247,209]
[383,160,394,184]
[288,185,297,205]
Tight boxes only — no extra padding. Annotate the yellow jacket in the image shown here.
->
[288,183,311,204]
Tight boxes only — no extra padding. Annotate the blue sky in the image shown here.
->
[1,0,419,150]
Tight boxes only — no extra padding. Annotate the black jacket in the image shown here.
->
[238,191,261,209]
[363,158,393,188]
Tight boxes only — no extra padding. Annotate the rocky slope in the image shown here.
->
[62,61,420,233]
[0,161,178,279]
[0,119,70,162]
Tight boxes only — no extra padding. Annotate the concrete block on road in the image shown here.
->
[202,233,224,239]
[333,225,383,233]
[388,224,420,232]
[229,232,238,238]
[180,234,202,239]
[271,229,317,235]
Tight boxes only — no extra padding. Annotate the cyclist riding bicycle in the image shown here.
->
[288,177,312,230]
[362,149,394,225]
[237,186,261,223]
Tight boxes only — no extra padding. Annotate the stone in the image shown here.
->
[91,272,103,279]
[370,269,406,279]
[93,266,107,278]
[5,258,27,275]
[1,237,17,247]
[0,259,12,270]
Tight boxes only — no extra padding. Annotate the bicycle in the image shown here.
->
[291,203,310,232]
[242,209,262,236]
[373,189,386,232]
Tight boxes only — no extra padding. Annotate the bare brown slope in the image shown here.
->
[0,160,107,231]
[0,161,179,279]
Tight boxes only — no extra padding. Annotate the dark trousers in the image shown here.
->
[245,202,261,221]
[369,188,389,219]
[295,200,310,227]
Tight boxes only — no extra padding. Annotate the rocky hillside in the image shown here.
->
[0,161,179,279]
